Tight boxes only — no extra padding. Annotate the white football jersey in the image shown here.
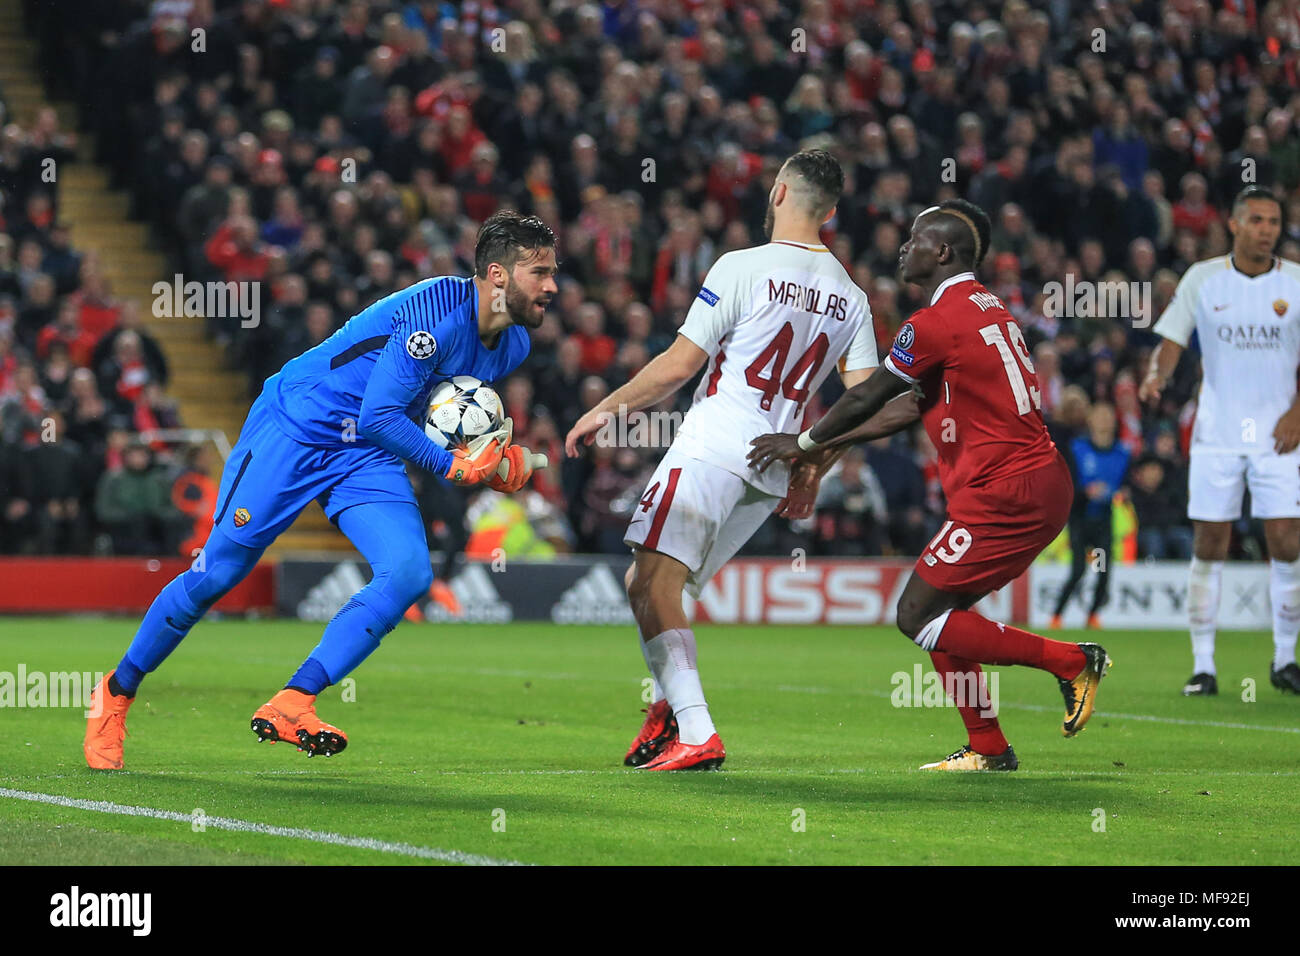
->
[671,240,878,496]
[1154,255,1300,454]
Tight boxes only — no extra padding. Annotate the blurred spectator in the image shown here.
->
[19,409,90,553]
[97,330,154,417]
[572,303,616,376]
[36,299,97,368]
[579,444,648,553]
[536,336,585,429]
[16,272,56,350]
[1051,403,1131,627]
[42,222,83,295]
[39,339,75,405]
[94,440,182,555]
[1092,103,1148,193]
[814,447,887,556]
[864,436,929,555]
[205,215,273,284]
[171,443,219,558]
[1127,454,1193,560]
[502,376,534,437]
[62,367,111,460]
[522,406,566,508]
[454,142,507,224]
[0,359,45,443]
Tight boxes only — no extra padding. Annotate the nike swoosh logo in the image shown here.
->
[1213,304,1230,311]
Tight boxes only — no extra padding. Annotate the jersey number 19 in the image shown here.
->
[979,321,1040,415]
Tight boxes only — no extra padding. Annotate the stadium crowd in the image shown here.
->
[5,0,1300,561]
[0,96,208,556]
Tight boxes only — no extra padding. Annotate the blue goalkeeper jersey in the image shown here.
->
[262,275,530,475]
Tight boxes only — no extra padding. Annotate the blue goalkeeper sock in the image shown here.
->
[114,529,261,695]
[295,596,392,687]
[284,501,431,689]
[113,656,146,697]
[286,658,331,696]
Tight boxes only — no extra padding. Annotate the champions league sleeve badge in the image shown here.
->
[406,330,437,360]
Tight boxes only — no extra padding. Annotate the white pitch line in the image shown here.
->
[0,788,528,866]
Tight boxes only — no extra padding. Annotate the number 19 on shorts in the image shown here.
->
[923,520,973,566]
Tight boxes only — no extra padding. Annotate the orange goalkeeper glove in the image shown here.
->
[444,421,511,485]
[488,445,549,493]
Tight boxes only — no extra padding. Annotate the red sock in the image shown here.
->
[935,610,1085,680]
[929,650,1007,756]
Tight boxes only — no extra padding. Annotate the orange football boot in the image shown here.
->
[84,671,133,769]
[429,579,462,617]
[624,698,677,766]
[250,688,348,757]
[639,732,725,771]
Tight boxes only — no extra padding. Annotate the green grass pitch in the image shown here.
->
[0,617,1295,865]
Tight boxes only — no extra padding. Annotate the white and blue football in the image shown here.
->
[425,375,505,450]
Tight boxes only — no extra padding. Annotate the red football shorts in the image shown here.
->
[914,455,1073,596]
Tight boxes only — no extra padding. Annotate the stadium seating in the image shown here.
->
[6,0,1300,563]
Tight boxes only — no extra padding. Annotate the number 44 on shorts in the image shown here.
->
[924,521,972,566]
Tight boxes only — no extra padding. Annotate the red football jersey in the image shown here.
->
[883,273,1060,516]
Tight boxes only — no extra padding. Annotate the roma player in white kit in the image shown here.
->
[1141,187,1300,695]
[566,150,887,769]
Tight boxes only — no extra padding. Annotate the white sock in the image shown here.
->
[638,629,665,703]
[1270,558,1300,669]
[1188,558,1222,675]
[644,628,715,745]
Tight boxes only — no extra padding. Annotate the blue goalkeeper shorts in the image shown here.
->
[211,393,419,549]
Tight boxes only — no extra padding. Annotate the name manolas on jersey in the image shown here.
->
[262,276,530,474]
[1153,255,1300,455]
[672,240,879,497]
[882,272,1060,514]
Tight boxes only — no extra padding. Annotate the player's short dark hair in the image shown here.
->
[781,149,844,218]
[933,198,992,268]
[1231,185,1282,219]
[474,210,556,278]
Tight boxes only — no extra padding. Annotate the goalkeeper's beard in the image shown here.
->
[504,277,547,329]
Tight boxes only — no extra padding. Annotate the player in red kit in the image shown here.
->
[749,199,1111,770]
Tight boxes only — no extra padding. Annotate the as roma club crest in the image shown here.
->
[233,507,252,528]
[1274,299,1289,317]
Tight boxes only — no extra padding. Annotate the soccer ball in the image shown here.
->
[425,375,505,450]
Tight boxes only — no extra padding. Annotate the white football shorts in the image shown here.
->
[624,444,779,598]
[1188,450,1300,521]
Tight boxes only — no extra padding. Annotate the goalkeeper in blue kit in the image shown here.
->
[85,212,557,767]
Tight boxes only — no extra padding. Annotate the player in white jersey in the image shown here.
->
[1141,186,1300,695]
[565,150,902,769]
